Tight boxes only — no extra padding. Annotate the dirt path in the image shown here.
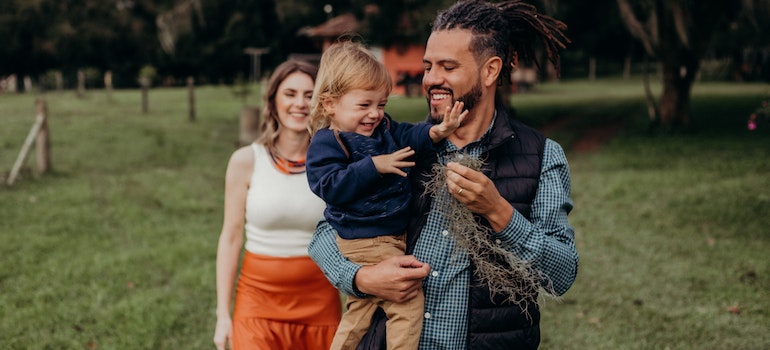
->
[540,115,626,153]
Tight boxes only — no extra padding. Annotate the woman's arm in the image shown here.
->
[213,147,251,350]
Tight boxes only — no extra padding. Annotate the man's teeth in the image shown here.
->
[432,93,450,100]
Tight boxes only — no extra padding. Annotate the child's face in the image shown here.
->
[327,88,388,137]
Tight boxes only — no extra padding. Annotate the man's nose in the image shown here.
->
[422,69,442,87]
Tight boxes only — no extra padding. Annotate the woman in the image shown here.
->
[214,60,341,350]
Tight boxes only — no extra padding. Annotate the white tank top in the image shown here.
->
[244,143,326,257]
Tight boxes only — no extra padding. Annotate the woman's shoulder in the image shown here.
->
[228,143,257,171]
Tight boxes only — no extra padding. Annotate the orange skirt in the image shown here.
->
[232,251,341,350]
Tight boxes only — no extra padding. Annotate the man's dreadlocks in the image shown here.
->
[431,0,569,80]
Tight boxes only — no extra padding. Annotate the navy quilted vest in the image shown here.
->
[357,104,546,349]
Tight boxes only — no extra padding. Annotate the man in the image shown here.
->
[308,0,578,348]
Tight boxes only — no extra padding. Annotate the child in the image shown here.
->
[306,40,467,350]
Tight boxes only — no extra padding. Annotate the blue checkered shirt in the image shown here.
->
[308,122,578,349]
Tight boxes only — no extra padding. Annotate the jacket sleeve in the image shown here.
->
[490,139,579,296]
[306,131,382,206]
[388,117,436,154]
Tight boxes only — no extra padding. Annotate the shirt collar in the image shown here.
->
[442,111,497,156]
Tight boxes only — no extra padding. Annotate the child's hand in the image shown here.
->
[430,101,468,142]
[371,147,415,177]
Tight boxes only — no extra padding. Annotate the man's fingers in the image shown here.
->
[446,162,471,176]
[392,254,423,267]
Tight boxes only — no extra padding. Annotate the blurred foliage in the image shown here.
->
[0,0,768,89]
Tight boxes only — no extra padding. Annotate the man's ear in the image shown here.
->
[482,56,503,88]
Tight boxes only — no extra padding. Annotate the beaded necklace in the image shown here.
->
[268,148,306,175]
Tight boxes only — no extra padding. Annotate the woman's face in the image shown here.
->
[275,71,314,134]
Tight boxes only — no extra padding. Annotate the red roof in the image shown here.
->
[299,13,359,38]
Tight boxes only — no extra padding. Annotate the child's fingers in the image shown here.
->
[393,160,415,168]
[447,101,465,121]
[390,166,408,177]
[458,109,468,122]
[391,147,415,160]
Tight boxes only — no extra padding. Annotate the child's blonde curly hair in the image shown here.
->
[309,39,392,135]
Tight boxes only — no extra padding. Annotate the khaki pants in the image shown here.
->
[331,234,424,350]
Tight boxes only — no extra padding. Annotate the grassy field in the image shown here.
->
[1,79,769,349]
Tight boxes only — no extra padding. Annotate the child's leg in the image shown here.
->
[329,295,379,350]
[382,288,425,350]
[336,234,419,349]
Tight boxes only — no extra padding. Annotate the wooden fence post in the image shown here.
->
[35,98,51,174]
[105,70,113,101]
[239,107,260,145]
[77,69,86,98]
[55,70,63,95]
[140,77,149,114]
[187,76,195,122]
[7,98,50,186]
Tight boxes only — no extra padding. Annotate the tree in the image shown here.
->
[362,0,454,48]
[710,0,770,82]
[617,0,741,129]
[553,0,643,80]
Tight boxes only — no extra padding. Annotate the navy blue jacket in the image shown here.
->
[306,114,436,239]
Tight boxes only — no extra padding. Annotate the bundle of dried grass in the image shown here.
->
[423,152,553,312]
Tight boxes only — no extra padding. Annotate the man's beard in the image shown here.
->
[428,79,482,124]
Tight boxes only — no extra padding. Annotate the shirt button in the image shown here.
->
[442,230,449,236]
[431,271,439,277]
[495,239,502,245]
[424,312,431,319]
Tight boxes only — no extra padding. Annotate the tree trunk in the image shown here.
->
[642,56,659,125]
[623,56,631,80]
[658,52,699,129]
[588,57,597,81]
[617,0,741,131]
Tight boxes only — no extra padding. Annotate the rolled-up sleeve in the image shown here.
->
[308,220,368,297]
[491,139,579,295]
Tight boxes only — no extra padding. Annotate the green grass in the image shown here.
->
[1,79,769,349]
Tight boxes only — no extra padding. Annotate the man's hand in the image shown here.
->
[445,161,514,232]
[371,147,416,177]
[354,255,430,303]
